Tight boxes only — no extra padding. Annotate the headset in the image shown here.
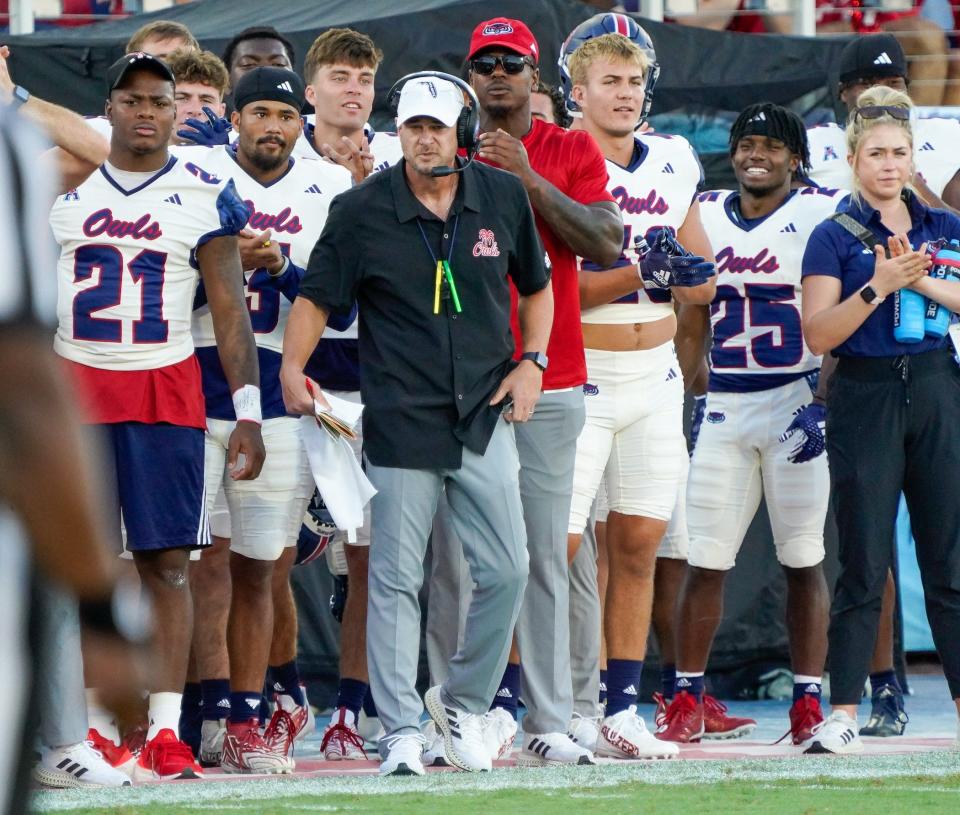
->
[387,71,481,177]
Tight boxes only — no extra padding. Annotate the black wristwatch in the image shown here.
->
[520,351,548,371]
[11,85,29,109]
[859,284,885,306]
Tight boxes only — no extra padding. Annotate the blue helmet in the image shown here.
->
[558,13,660,122]
[295,489,337,566]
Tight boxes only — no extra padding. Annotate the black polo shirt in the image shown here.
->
[299,158,549,469]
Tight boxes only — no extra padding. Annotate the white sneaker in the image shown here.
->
[34,741,132,788]
[321,707,367,760]
[421,721,449,767]
[481,707,517,760]
[804,711,864,755]
[597,706,679,759]
[518,731,595,766]
[358,709,385,747]
[424,685,490,772]
[199,718,225,767]
[379,733,426,776]
[275,689,315,743]
[568,712,602,753]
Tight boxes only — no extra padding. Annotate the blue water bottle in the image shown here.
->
[893,289,927,344]
[924,239,960,338]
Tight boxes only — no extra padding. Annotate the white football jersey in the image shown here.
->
[51,155,248,370]
[293,118,404,175]
[698,186,846,384]
[293,122,402,342]
[807,119,960,197]
[581,133,702,324]
[191,146,351,354]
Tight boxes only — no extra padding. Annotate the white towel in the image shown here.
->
[301,402,376,543]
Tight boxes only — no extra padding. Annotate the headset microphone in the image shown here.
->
[430,152,476,177]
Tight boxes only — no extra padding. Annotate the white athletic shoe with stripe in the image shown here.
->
[481,707,517,760]
[597,705,680,759]
[424,685,490,771]
[804,710,864,754]
[517,731,596,766]
[33,741,132,788]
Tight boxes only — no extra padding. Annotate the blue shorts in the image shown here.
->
[105,422,210,552]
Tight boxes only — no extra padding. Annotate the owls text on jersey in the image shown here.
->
[581,133,703,325]
[698,186,845,391]
[191,145,352,420]
[50,155,248,371]
[807,118,960,198]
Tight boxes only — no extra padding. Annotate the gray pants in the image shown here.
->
[35,579,88,748]
[366,419,528,742]
[425,494,470,687]
[512,389,584,734]
[569,506,602,717]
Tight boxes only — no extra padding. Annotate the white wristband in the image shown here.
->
[232,384,262,424]
[268,254,290,278]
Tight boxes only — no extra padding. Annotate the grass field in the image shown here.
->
[32,750,960,815]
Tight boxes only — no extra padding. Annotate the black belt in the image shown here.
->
[835,347,955,382]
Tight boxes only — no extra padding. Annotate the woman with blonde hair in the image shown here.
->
[800,84,960,753]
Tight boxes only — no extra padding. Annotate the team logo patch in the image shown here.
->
[706,411,725,424]
[483,22,513,35]
[823,145,838,161]
[418,80,438,98]
[473,228,500,257]
[583,383,599,396]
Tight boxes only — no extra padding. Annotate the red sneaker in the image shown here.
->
[789,695,824,745]
[263,708,296,759]
[654,690,704,743]
[221,720,294,774]
[87,728,135,777]
[133,729,203,781]
[702,695,756,740]
[320,707,367,760]
[652,692,670,728]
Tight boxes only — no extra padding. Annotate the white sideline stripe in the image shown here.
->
[31,750,960,811]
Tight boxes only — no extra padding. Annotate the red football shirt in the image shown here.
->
[480,118,614,390]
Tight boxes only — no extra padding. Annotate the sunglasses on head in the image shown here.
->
[470,54,533,76]
[854,105,910,121]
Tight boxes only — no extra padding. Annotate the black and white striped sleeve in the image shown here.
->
[0,105,57,327]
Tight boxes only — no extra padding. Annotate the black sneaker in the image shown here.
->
[859,684,908,737]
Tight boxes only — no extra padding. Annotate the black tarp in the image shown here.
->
[6,0,852,121]
[6,0,870,702]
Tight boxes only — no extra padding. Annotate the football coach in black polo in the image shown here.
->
[280,74,553,776]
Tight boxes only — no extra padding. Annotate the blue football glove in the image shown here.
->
[634,228,716,289]
[689,394,707,454]
[778,402,826,464]
[177,106,232,147]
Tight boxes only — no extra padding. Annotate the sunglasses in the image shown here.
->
[853,105,910,121]
[470,54,533,76]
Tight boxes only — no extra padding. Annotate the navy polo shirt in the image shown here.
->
[802,191,960,357]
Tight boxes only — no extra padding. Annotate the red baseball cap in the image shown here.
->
[468,17,540,63]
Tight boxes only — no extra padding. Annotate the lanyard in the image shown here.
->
[416,214,462,315]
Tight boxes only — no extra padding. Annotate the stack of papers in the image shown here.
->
[313,391,363,440]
